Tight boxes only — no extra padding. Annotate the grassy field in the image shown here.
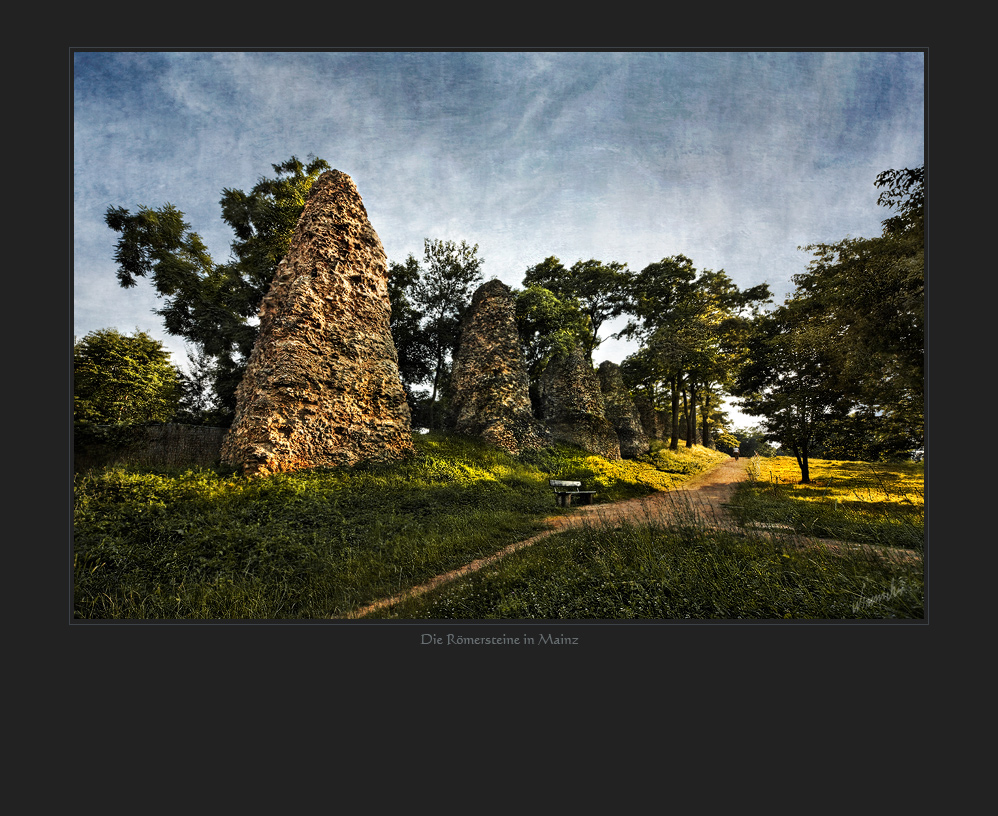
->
[73,442,923,620]
[72,433,726,619]
[728,456,925,551]
[364,455,925,621]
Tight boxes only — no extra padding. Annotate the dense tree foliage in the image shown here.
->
[514,285,590,413]
[622,255,770,450]
[387,253,434,406]
[522,256,631,359]
[386,239,485,427]
[734,297,852,482]
[74,328,182,425]
[105,156,331,423]
[733,165,925,478]
[794,166,925,459]
[414,239,485,427]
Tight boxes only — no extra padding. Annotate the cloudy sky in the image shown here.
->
[73,50,924,425]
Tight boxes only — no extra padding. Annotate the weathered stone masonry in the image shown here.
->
[539,344,621,461]
[449,279,552,455]
[220,170,414,475]
[597,360,650,458]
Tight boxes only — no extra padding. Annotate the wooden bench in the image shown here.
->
[549,480,597,507]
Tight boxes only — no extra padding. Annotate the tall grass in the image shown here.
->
[366,492,924,620]
[364,455,924,620]
[727,456,925,552]
[73,434,725,619]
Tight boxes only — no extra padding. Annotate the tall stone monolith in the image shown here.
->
[539,344,621,460]
[634,395,665,442]
[597,361,650,458]
[449,279,552,455]
[220,170,414,476]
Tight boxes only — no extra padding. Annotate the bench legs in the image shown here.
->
[555,492,595,507]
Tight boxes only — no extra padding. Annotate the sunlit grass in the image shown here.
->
[366,498,924,620]
[730,456,924,550]
[73,433,726,619]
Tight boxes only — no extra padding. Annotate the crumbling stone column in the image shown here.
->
[633,395,664,441]
[597,361,650,458]
[449,279,552,455]
[539,345,621,460]
[220,170,414,475]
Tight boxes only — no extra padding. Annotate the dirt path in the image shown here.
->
[341,457,921,618]
[341,457,751,619]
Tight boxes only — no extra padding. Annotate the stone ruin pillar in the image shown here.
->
[220,170,414,475]
[597,361,650,458]
[633,395,662,441]
[449,279,552,455]
[539,344,621,461]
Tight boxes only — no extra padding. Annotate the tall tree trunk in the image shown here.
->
[686,379,696,448]
[670,374,680,450]
[792,443,811,484]
[700,389,711,448]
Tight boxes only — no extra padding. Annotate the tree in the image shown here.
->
[623,255,770,450]
[388,254,434,406]
[794,165,925,458]
[410,239,485,427]
[522,256,631,359]
[731,166,924,475]
[682,269,772,448]
[175,345,227,426]
[74,328,182,425]
[620,255,697,449]
[732,299,852,483]
[105,155,331,422]
[514,284,590,414]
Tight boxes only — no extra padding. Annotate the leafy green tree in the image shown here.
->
[732,166,924,475]
[623,255,770,450]
[794,165,924,458]
[410,239,485,427]
[174,345,228,426]
[619,255,697,449]
[74,328,182,425]
[522,256,631,359]
[683,269,772,448]
[514,284,590,413]
[388,254,434,406]
[104,155,331,422]
[731,426,775,458]
[733,296,853,483]
[875,165,924,240]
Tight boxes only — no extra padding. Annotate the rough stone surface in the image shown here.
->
[449,279,552,455]
[597,361,650,458]
[634,395,666,441]
[539,345,621,460]
[220,170,414,475]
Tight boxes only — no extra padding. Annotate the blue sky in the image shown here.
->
[73,50,924,426]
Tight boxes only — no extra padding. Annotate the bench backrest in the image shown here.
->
[550,480,582,489]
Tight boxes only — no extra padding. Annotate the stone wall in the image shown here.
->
[449,279,552,455]
[539,345,621,460]
[220,170,414,476]
[74,423,227,471]
[597,361,650,458]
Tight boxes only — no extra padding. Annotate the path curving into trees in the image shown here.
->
[341,456,752,619]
